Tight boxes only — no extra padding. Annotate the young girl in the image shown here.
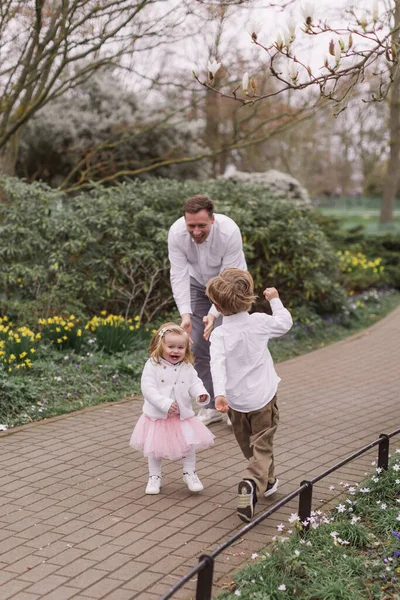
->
[130,322,215,495]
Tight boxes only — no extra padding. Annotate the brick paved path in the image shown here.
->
[1,308,400,600]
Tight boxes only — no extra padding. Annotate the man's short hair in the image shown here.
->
[182,195,214,217]
[206,268,256,315]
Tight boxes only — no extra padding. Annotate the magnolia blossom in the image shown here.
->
[276,31,284,50]
[286,16,296,40]
[207,59,221,81]
[372,0,379,22]
[242,72,249,94]
[282,28,292,48]
[334,41,342,64]
[300,1,314,25]
[288,61,299,82]
[247,20,262,40]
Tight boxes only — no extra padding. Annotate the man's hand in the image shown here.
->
[202,314,216,341]
[263,287,279,301]
[215,395,229,413]
[180,313,193,343]
[198,394,208,403]
[168,401,178,414]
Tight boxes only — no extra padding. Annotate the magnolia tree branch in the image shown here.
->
[0,0,190,155]
[61,102,321,192]
[197,2,400,109]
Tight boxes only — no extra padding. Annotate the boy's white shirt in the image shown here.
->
[168,213,247,317]
[209,298,293,412]
[140,358,210,420]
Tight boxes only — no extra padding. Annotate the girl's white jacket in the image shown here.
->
[141,358,210,420]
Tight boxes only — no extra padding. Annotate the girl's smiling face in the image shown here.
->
[162,332,186,364]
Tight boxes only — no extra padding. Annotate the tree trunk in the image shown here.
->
[0,132,22,176]
[380,2,400,226]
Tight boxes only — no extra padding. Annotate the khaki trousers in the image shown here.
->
[229,395,279,497]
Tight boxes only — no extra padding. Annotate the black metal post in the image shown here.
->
[378,434,390,470]
[196,554,214,600]
[298,481,313,532]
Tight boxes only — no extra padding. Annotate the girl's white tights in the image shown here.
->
[148,448,196,477]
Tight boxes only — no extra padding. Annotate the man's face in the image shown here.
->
[184,210,215,244]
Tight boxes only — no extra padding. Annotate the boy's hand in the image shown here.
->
[168,401,178,414]
[215,395,229,413]
[263,287,279,301]
[202,314,216,341]
[198,394,208,403]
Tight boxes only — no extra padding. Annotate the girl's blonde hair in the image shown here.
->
[206,268,256,315]
[148,322,194,364]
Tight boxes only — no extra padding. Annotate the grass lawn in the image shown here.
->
[315,196,400,235]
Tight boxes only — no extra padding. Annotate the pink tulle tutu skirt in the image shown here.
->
[130,414,215,460]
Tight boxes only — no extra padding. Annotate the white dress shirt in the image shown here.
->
[168,214,247,316]
[141,358,210,420]
[209,299,293,412]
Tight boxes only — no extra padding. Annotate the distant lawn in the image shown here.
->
[314,196,400,235]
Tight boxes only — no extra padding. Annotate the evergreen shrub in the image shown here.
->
[0,176,346,321]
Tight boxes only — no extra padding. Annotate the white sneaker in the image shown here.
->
[183,471,204,492]
[145,475,161,495]
[264,478,279,498]
[197,408,223,426]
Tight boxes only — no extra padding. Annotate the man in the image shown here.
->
[168,194,247,426]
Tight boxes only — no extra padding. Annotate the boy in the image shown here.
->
[206,268,292,522]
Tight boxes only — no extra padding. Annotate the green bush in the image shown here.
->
[0,176,347,320]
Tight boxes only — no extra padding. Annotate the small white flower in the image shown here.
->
[380,502,387,510]
[64,355,69,360]
[278,584,287,591]
[360,487,370,493]
[277,523,285,532]
[330,531,339,538]
[0,424,8,431]
[251,553,258,559]
[376,467,383,474]
[336,504,346,513]
[242,72,249,94]
[396,514,400,521]
[55,376,62,381]
[395,449,400,454]
[371,476,379,483]
[329,485,335,490]
[351,516,361,524]
[396,479,400,484]
[288,513,300,523]
[393,464,400,471]
[306,541,312,547]
[294,549,300,556]
[371,461,377,465]
[234,591,241,597]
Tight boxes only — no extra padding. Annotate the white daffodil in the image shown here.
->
[242,72,249,94]
[300,1,314,25]
[207,59,221,81]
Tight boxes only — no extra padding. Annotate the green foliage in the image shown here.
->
[218,453,400,600]
[0,176,348,321]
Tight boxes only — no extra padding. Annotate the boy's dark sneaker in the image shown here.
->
[264,478,279,498]
[237,479,257,522]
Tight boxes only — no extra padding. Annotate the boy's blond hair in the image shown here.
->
[206,268,256,315]
[148,322,194,364]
